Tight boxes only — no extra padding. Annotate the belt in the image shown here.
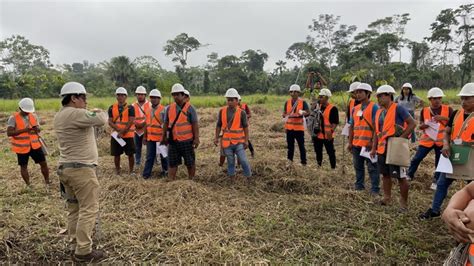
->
[59,162,96,169]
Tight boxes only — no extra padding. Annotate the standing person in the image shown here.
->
[53,82,108,262]
[394,82,424,143]
[407,87,453,190]
[162,84,200,180]
[347,83,380,193]
[238,95,254,157]
[419,83,474,219]
[7,98,50,186]
[132,86,150,166]
[214,88,252,180]
[313,88,339,169]
[346,81,361,124]
[283,84,309,165]
[371,85,416,211]
[108,87,136,175]
[142,89,168,179]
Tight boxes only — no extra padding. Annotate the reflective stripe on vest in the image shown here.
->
[146,104,164,142]
[317,103,335,139]
[112,103,135,138]
[451,109,474,144]
[419,105,449,147]
[352,102,375,147]
[284,99,305,131]
[133,101,150,135]
[168,102,194,142]
[221,106,245,148]
[10,112,41,154]
[375,103,397,154]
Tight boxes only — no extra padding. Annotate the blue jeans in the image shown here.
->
[224,143,252,177]
[352,146,380,193]
[407,145,442,182]
[134,133,144,164]
[431,173,454,213]
[142,141,168,178]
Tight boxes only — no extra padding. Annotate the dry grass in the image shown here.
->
[0,103,460,263]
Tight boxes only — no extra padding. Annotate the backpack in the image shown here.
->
[307,102,322,137]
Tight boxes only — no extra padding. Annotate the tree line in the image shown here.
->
[0,4,472,99]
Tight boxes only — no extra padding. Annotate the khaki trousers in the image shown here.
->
[58,166,99,255]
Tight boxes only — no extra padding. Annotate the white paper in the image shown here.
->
[156,142,168,158]
[360,146,378,163]
[424,120,440,141]
[111,131,126,147]
[341,123,351,136]
[436,155,453,174]
[303,116,308,130]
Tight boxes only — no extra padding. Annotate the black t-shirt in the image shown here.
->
[346,99,360,122]
[320,105,339,133]
[420,106,454,122]
[447,110,470,128]
[108,104,135,120]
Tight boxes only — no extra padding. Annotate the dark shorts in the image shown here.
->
[17,148,46,166]
[378,153,402,179]
[110,137,136,156]
[168,141,195,168]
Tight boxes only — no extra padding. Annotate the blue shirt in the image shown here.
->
[377,104,411,132]
[349,102,380,126]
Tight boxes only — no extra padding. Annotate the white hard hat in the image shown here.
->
[149,89,162,98]
[402,83,413,89]
[225,88,240,98]
[318,88,332,97]
[238,94,241,101]
[348,82,361,93]
[183,89,190,97]
[458,83,474,97]
[355,83,372,92]
[135,86,147,94]
[427,87,445,98]
[18,98,35,113]
[171,83,186,94]
[115,87,128,95]
[60,81,87,96]
[289,84,301,92]
[376,85,396,95]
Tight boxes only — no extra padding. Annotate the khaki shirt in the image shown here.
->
[53,107,108,165]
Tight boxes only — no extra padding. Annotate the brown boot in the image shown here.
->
[74,249,107,262]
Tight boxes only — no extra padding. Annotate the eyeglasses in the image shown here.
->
[76,94,87,101]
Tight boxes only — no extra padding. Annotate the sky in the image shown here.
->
[0,0,471,72]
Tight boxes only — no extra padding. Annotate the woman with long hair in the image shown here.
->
[394,82,424,143]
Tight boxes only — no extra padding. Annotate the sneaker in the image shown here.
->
[430,182,437,190]
[419,208,440,220]
[74,249,107,262]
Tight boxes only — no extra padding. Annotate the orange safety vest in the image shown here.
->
[375,103,398,154]
[466,244,474,266]
[348,98,358,122]
[284,99,305,131]
[220,106,246,148]
[317,103,336,139]
[146,104,165,142]
[419,105,449,147]
[168,102,194,142]
[112,103,135,138]
[352,102,375,147]
[451,109,474,143]
[133,101,150,135]
[10,112,41,154]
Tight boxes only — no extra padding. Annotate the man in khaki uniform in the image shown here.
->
[53,81,108,262]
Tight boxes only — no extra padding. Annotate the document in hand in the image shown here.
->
[156,142,168,158]
[341,123,350,136]
[435,155,453,174]
[360,146,378,163]
[424,120,440,141]
[111,131,126,147]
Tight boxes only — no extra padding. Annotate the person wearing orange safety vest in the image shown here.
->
[420,83,474,220]
[162,83,200,180]
[142,89,168,179]
[371,85,416,211]
[132,86,150,166]
[346,82,361,124]
[347,83,380,193]
[407,87,453,190]
[313,88,339,169]
[214,88,251,180]
[283,84,310,165]
[7,98,50,186]
[108,87,136,175]
[238,95,254,157]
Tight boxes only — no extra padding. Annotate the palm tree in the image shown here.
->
[275,60,287,76]
[106,56,135,88]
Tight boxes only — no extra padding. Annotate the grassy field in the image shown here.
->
[0,97,462,263]
[0,89,463,113]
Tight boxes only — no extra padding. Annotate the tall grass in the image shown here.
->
[0,89,462,113]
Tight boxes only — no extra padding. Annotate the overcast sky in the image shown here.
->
[0,0,471,72]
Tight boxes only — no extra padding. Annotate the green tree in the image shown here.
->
[163,33,202,69]
[105,56,135,89]
[0,35,51,75]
